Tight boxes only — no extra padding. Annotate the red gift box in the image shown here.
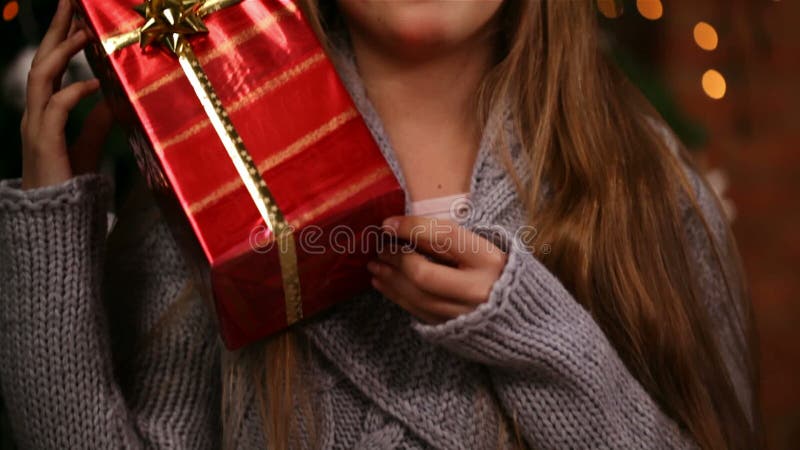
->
[75,0,404,349]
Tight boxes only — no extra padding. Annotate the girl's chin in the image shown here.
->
[337,0,503,57]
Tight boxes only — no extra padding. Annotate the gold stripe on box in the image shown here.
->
[291,166,393,229]
[159,51,326,151]
[101,0,304,325]
[132,7,296,101]
[188,107,358,214]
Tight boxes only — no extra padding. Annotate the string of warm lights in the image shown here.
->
[596,0,727,100]
[693,18,726,100]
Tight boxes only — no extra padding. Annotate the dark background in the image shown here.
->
[1,0,798,448]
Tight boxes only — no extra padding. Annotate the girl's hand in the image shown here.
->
[369,216,508,325]
[21,0,112,189]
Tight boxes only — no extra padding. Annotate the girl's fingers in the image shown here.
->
[383,216,503,268]
[370,271,441,324]
[417,297,475,322]
[68,18,78,38]
[376,250,488,304]
[34,0,73,63]
[41,79,100,134]
[56,20,82,92]
[70,99,112,174]
[370,263,475,323]
[27,30,89,121]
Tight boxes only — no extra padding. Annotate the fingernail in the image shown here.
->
[382,217,399,233]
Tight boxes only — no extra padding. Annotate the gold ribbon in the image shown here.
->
[102,0,303,326]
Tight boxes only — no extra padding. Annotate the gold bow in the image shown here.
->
[102,0,303,327]
[135,0,208,53]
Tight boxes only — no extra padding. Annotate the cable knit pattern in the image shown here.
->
[411,242,692,448]
[0,34,753,450]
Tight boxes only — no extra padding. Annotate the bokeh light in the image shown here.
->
[702,69,727,99]
[2,1,19,21]
[636,0,663,20]
[693,22,719,51]
[598,0,623,19]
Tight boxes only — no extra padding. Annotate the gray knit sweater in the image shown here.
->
[0,37,752,449]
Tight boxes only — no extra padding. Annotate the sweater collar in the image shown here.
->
[297,34,525,449]
[325,33,528,229]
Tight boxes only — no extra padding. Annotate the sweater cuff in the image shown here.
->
[0,174,113,328]
[411,235,543,367]
[412,232,603,374]
[0,174,112,212]
[0,174,113,235]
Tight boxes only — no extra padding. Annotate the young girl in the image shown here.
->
[0,0,760,448]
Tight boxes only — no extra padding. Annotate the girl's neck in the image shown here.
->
[345,27,499,199]
[347,32,496,133]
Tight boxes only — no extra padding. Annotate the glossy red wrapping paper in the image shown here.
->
[75,0,405,349]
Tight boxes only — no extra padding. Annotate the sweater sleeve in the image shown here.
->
[411,171,750,448]
[0,175,219,449]
[0,174,143,448]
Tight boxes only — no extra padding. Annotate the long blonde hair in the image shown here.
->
[217,1,761,448]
